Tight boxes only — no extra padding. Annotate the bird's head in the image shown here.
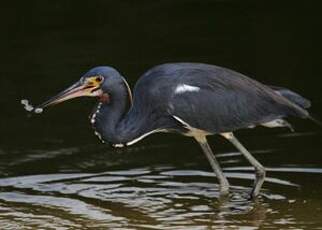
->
[37,66,127,109]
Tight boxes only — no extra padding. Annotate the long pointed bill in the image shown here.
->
[21,77,104,114]
[36,81,87,109]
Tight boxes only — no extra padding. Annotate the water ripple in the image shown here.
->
[0,164,319,228]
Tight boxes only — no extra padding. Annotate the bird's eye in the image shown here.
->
[95,76,103,82]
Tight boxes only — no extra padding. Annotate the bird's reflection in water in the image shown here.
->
[212,194,268,229]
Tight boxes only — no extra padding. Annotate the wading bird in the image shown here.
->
[30,63,316,198]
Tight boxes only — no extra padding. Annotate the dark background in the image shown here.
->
[0,1,322,228]
[1,0,321,166]
[1,1,321,144]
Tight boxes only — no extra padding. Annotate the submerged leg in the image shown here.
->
[195,135,230,195]
[221,132,266,198]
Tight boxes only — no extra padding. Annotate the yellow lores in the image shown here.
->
[86,75,104,87]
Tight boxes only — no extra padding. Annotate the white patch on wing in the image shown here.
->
[174,84,200,94]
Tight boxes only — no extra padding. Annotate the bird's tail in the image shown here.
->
[269,85,322,128]
[269,85,311,109]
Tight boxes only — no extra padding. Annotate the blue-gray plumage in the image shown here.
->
[32,62,316,198]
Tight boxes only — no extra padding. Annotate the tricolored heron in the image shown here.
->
[26,63,316,198]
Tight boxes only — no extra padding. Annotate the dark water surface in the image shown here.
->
[1,1,322,229]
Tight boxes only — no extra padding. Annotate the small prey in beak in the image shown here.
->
[21,76,104,114]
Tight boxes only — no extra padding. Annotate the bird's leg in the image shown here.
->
[221,132,266,198]
[195,135,230,195]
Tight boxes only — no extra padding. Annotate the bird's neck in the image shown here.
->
[90,80,146,145]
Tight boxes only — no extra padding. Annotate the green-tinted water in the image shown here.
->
[1,1,322,229]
